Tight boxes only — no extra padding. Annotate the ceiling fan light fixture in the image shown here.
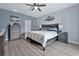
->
[26,3,46,11]
[35,6,38,9]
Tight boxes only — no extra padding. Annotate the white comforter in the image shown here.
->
[26,31,58,47]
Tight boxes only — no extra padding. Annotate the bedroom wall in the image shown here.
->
[36,4,79,44]
[0,9,37,36]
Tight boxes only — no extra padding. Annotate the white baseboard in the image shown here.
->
[68,40,79,45]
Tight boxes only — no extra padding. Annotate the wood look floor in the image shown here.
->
[4,39,79,56]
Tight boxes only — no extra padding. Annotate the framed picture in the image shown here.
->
[45,16,55,21]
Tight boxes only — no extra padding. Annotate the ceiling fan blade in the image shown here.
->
[38,4,46,7]
[31,7,35,11]
[38,8,41,11]
[26,4,34,6]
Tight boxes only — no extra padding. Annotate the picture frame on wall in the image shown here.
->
[45,16,55,21]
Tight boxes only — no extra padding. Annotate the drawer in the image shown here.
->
[58,32,68,43]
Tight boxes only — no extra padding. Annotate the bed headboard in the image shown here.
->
[42,24,59,33]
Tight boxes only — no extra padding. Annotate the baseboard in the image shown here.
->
[68,40,79,45]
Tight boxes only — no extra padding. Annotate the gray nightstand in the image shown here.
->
[58,32,68,43]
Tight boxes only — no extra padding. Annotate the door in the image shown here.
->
[25,20,31,38]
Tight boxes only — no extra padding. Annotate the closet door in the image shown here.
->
[25,20,31,32]
[25,20,31,38]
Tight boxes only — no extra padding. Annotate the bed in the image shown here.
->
[26,24,59,50]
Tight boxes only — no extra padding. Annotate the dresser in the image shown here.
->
[0,30,5,56]
[8,23,21,41]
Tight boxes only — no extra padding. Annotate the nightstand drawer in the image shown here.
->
[58,32,68,43]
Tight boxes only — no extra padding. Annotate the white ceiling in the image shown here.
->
[0,3,78,17]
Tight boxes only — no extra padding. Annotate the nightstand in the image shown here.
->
[58,32,68,43]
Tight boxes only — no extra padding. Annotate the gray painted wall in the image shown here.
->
[0,4,79,44]
[0,9,37,34]
[36,4,79,44]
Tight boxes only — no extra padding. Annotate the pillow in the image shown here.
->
[47,27,56,30]
[47,28,57,32]
[40,27,48,31]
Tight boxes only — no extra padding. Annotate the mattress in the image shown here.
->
[28,31,58,40]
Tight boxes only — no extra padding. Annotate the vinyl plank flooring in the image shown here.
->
[49,41,79,56]
[4,39,79,56]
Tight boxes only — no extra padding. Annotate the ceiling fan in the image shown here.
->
[26,3,46,11]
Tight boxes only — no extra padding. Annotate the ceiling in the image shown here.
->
[0,3,78,17]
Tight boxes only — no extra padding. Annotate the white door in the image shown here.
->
[25,20,31,38]
[25,20,31,32]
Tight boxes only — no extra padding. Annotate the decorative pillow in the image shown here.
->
[47,28,57,32]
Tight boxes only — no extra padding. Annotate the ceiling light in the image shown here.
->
[35,7,38,9]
